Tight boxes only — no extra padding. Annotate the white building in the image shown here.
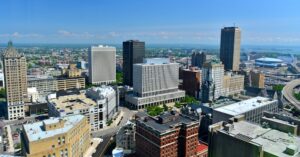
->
[27,87,39,103]
[201,60,224,102]
[125,58,185,109]
[213,96,279,123]
[47,86,118,131]
[88,45,116,85]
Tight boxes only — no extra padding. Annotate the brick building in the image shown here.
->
[180,67,201,99]
[135,111,199,157]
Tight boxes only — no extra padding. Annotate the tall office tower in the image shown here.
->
[125,58,185,109]
[135,111,199,157]
[123,40,145,86]
[191,51,206,68]
[220,27,241,71]
[88,45,116,85]
[3,41,27,120]
[201,60,224,103]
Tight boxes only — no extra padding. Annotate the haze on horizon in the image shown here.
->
[1,0,300,46]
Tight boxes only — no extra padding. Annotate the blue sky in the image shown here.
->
[0,0,300,45]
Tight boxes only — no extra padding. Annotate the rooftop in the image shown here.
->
[23,115,84,142]
[48,92,96,113]
[136,111,198,134]
[143,58,170,64]
[214,96,277,116]
[256,57,283,63]
[217,120,300,157]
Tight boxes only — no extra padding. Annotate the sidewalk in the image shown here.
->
[5,125,14,153]
[84,138,102,157]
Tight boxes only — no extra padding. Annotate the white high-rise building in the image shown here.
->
[126,58,185,109]
[201,60,224,102]
[88,45,116,85]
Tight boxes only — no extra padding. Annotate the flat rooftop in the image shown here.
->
[143,58,170,64]
[222,121,300,157]
[49,93,97,113]
[136,111,198,134]
[214,97,277,116]
[23,115,84,142]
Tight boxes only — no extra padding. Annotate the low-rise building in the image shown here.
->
[208,115,300,157]
[47,86,117,131]
[262,111,300,136]
[116,121,136,154]
[212,96,278,124]
[135,111,199,157]
[21,115,90,157]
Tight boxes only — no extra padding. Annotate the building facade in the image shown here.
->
[3,41,28,120]
[201,60,224,103]
[180,67,201,99]
[135,111,199,157]
[191,52,206,68]
[21,115,90,157]
[223,72,244,96]
[47,86,117,131]
[28,76,58,98]
[220,27,241,71]
[56,77,85,91]
[116,121,136,154]
[123,40,145,86]
[212,96,279,124]
[249,70,265,89]
[125,59,185,109]
[88,45,116,85]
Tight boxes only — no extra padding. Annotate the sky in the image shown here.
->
[0,0,300,45]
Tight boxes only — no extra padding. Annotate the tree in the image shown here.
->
[0,88,5,98]
[273,84,284,92]
[163,103,168,111]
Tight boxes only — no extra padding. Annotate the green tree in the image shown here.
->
[163,103,168,111]
[0,88,5,98]
[273,85,284,92]
[147,106,164,116]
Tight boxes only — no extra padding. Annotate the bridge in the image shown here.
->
[282,79,300,110]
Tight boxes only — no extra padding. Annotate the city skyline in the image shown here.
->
[1,0,300,45]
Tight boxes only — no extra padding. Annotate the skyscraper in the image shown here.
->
[201,60,224,103]
[3,41,28,120]
[88,45,116,85]
[191,51,206,68]
[220,27,241,71]
[123,40,145,86]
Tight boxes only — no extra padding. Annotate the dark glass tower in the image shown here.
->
[220,27,241,71]
[123,40,145,86]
